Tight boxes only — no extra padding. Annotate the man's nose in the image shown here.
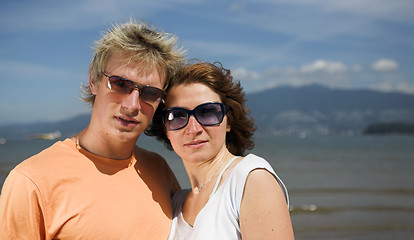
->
[121,89,141,112]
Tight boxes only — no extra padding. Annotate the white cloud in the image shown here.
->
[371,80,414,94]
[317,0,414,22]
[0,0,172,33]
[0,60,76,83]
[186,40,260,58]
[371,58,399,72]
[351,64,363,72]
[256,0,414,22]
[300,59,347,73]
[220,0,414,45]
[229,2,246,11]
[242,58,413,94]
[246,60,352,93]
[232,67,260,81]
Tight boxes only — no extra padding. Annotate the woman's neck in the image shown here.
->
[184,146,233,193]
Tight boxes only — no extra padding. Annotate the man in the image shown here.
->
[0,19,185,239]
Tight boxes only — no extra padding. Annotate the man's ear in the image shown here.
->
[89,75,98,95]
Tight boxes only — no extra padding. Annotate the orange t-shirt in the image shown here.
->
[0,138,179,240]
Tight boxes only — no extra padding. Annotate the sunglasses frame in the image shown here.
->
[161,102,230,131]
[103,73,165,104]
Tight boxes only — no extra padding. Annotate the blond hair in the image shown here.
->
[82,19,185,105]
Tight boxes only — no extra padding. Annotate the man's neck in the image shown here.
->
[77,127,137,160]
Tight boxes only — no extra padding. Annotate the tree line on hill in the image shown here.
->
[363,122,414,135]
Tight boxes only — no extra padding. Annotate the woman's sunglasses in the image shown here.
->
[103,73,165,104]
[161,102,230,131]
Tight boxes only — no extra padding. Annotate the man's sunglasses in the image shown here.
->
[161,102,230,131]
[103,73,165,104]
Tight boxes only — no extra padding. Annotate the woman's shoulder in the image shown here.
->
[230,153,289,206]
[232,154,275,175]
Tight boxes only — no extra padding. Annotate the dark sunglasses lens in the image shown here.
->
[109,76,163,103]
[195,103,224,125]
[162,103,226,131]
[163,109,188,130]
[108,77,133,94]
[140,86,163,103]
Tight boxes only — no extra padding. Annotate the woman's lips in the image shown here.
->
[185,140,207,149]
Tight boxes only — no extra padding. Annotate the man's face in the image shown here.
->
[90,54,164,143]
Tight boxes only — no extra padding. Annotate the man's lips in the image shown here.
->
[115,116,139,127]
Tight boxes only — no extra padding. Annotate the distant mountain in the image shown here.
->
[1,84,414,139]
[246,84,414,136]
[0,114,91,140]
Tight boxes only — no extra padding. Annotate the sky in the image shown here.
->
[0,0,413,125]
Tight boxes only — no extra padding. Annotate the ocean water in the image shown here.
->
[1,135,413,239]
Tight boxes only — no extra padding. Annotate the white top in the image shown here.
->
[168,154,289,240]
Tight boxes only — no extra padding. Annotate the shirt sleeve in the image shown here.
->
[0,170,46,239]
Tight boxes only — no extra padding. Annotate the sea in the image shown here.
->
[0,134,413,240]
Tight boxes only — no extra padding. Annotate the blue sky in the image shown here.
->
[1,0,413,125]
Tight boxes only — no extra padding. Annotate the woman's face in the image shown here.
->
[164,83,230,164]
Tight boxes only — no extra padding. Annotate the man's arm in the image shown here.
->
[0,170,46,239]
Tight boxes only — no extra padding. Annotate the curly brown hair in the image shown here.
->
[145,61,256,156]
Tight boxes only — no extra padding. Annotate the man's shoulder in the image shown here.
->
[134,146,167,166]
[134,146,179,190]
[14,139,75,173]
[133,146,177,181]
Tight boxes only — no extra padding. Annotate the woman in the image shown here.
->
[146,62,294,239]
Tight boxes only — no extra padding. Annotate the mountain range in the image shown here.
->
[247,84,414,136]
[1,84,413,139]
